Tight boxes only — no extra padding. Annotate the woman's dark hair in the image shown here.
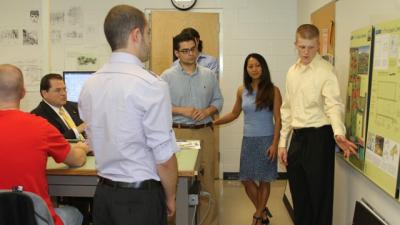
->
[243,53,274,111]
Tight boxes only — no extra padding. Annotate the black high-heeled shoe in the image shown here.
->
[261,217,270,225]
[263,207,272,217]
[253,215,262,225]
[261,207,272,225]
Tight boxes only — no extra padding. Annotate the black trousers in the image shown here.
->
[93,184,167,225]
[287,125,335,225]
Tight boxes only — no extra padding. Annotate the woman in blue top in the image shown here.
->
[214,53,282,225]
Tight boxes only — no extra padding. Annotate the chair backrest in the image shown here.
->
[0,189,55,225]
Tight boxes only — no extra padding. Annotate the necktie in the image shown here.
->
[59,108,84,140]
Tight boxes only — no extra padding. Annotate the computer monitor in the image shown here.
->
[63,71,94,102]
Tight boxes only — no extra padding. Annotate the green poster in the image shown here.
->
[345,26,373,171]
[365,18,400,198]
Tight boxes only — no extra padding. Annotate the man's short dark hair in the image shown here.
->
[173,32,197,51]
[180,27,203,52]
[40,73,62,97]
[104,5,146,51]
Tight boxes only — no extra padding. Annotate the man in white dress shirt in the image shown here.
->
[278,24,357,225]
[79,4,179,225]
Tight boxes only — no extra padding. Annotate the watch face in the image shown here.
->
[171,0,197,10]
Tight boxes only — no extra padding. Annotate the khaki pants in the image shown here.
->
[174,127,219,225]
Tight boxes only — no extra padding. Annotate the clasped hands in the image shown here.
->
[181,107,209,121]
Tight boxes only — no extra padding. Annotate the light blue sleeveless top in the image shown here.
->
[242,88,274,137]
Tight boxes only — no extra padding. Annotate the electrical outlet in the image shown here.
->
[188,194,198,206]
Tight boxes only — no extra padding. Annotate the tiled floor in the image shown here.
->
[218,180,294,225]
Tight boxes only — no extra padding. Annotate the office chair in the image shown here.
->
[0,189,55,225]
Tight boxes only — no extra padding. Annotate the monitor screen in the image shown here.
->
[63,71,94,102]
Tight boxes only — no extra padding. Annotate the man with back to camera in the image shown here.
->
[161,32,223,225]
[31,73,85,140]
[78,5,179,225]
[0,64,90,225]
[278,24,357,225]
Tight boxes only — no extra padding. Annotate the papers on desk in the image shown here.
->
[176,140,201,150]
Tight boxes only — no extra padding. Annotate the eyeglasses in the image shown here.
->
[178,47,197,55]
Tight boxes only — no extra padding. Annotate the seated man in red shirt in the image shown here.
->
[0,64,90,225]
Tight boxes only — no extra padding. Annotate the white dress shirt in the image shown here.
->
[79,52,179,182]
[279,54,346,148]
[44,100,80,139]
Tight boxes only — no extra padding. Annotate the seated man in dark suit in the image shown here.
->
[31,73,90,224]
[31,73,85,140]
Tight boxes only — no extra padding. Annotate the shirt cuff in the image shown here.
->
[152,131,180,164]
[278,137,287,148]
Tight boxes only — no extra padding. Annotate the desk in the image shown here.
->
[47,149,199,225]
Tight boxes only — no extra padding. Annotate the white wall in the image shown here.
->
[5,0,298,175]
[218,0,298,174]
[297,0,332,24]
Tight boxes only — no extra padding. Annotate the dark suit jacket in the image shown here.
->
[31,101,84,139]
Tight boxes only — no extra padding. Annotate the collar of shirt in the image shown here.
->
[43,100,62,115]
[109,52,144,68]
[198,53,206,61]
[294,53,322,72]
[176,62,200,77]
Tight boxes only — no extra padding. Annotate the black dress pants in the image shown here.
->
[287,125,335,225]
[93,182,167,225]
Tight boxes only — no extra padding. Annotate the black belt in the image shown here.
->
[293,125,331,134]
[173,122,213,129]
[97,177,161,190]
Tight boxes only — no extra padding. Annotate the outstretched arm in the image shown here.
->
[213,86,243,125]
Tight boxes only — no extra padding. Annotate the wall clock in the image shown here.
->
[171,0,197,11]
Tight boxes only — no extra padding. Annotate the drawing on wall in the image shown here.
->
[77,56,97,65]
[50,11,65,26]
[30,10,39,23]
[65,46,108,71]
[365,18,400,198]
[345,27,373,171]
[51,30,62,44]
[67,6,83,26]
[23,29,38,45]
[0,29,19,45]
[15,60,42,92]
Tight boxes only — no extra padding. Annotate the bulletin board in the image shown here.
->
[364,18,400,199]
[344,19,400,200]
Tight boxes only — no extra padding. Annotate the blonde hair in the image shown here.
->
[296,24,319,40]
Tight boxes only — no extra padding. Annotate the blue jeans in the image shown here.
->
[55,205,83,225]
